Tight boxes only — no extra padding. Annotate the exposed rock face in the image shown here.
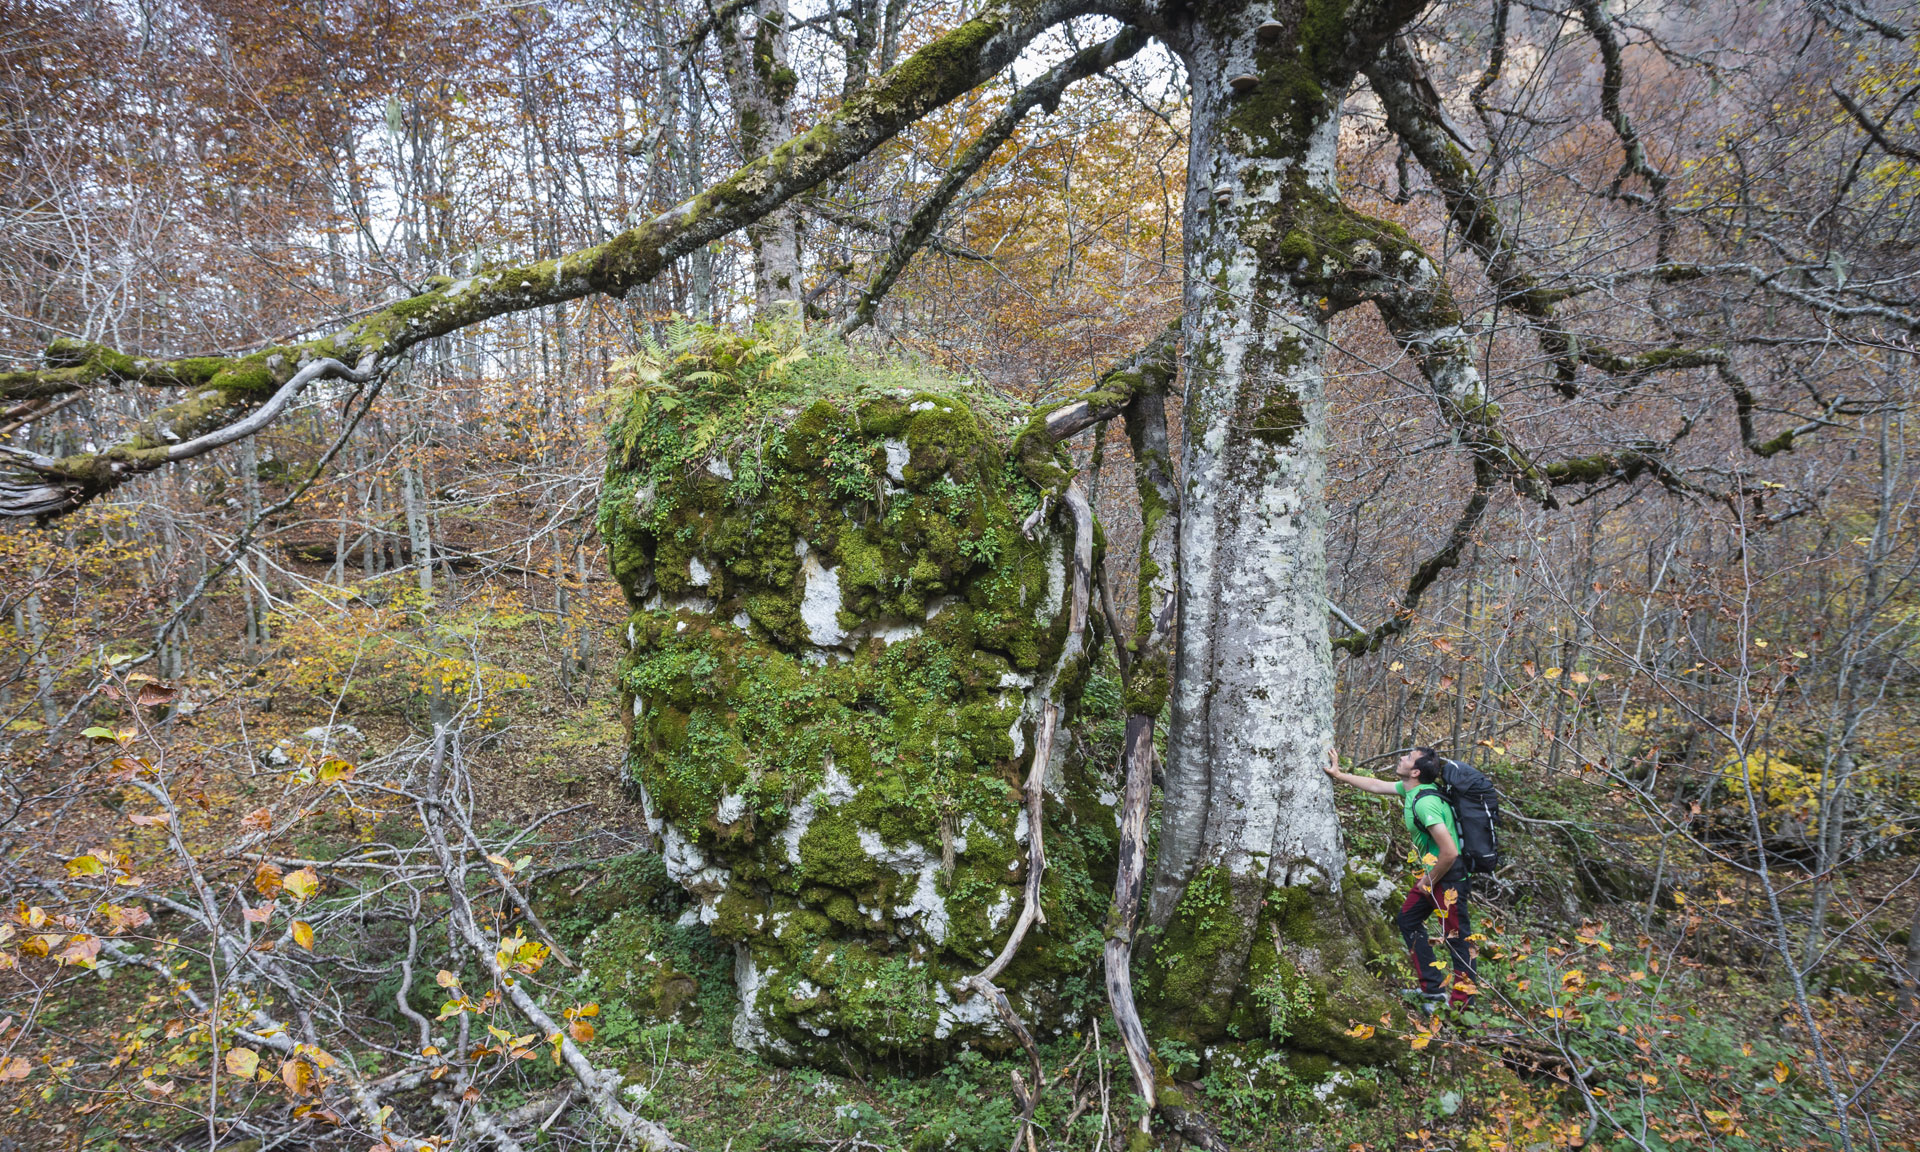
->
[597,329,1114,1067]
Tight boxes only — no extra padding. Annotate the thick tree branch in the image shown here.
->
[1301,195,1552,503]
[1369,35,1869,472]
[0,1,1080,518]
[1369,37,1718,395]
[1832,84,1920,161]
[1009,325,1179,493]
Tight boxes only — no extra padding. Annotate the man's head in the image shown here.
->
[1394,747,1443,784]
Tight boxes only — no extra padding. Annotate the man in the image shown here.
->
[1324,744,1475,1008]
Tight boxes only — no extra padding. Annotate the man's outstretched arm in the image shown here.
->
[1324,746,1400,795]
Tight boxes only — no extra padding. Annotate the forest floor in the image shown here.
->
[3,573,1917,1152]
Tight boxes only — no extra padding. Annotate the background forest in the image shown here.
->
[2,0,1919,1150]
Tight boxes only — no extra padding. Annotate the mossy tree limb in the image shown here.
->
[2,0,1090,520]
[1370,31,1852,466]
[1009,325,1179,496]
[0,353,379,518]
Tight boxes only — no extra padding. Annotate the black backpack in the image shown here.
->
[1422,758,1503,874]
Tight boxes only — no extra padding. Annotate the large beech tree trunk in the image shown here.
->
[1139,0,1403,1048]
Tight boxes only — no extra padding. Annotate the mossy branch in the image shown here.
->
[1009,325,1179,495]
[2,0,1078,518]
[1293,192,1553,505]
[0,354,379,519]
[1373,38,1717,397]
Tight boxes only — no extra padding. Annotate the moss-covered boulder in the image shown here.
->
[597,325,1114,1068]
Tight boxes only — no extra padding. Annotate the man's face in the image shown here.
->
[1394,750,1420,781]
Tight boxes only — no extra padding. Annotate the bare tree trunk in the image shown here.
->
[239,436,266,652]
[401,455,432,595]
[720,0,801,311]
[1900,890,1920,1015]
[1101,382,1179,1126]
[23,569,56,728]
[1143,2,1399,1043]
[1807,401,1907,964]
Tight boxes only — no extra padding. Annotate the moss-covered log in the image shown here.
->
[596,328,1115,1067]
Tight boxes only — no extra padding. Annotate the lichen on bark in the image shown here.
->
[596,325,1116,1067]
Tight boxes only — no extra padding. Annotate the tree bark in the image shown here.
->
[721,0,802,310]
[1139,0,1413,1048]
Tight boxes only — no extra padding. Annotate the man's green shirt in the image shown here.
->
[1397,781,1460,865]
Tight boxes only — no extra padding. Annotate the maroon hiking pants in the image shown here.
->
[1396,870,1475,1003]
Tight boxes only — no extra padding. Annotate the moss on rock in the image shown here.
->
[597,324,1114,1067]
[1142,862,1407,1079]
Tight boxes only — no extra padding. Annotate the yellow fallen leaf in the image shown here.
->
[225,1047,260,1078]
[282,868,320,902]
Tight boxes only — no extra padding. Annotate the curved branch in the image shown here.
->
[1370,37,1712,396]
[1574,0,1675,260]
[0,1,1079,518]
[836,26,1148,336]
[1468,0,1511,156]
[1299,194,1552,503]
[801,199,991,262]
[1333,458,1495,656]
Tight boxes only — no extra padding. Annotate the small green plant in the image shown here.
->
[1468,920,1832,1151]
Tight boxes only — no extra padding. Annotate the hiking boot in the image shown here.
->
[1400,988,1448,1013]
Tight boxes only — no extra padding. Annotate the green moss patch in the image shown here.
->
[596,322,1115,1067]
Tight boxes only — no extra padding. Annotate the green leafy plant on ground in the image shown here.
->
[1461,919,1836,1151]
